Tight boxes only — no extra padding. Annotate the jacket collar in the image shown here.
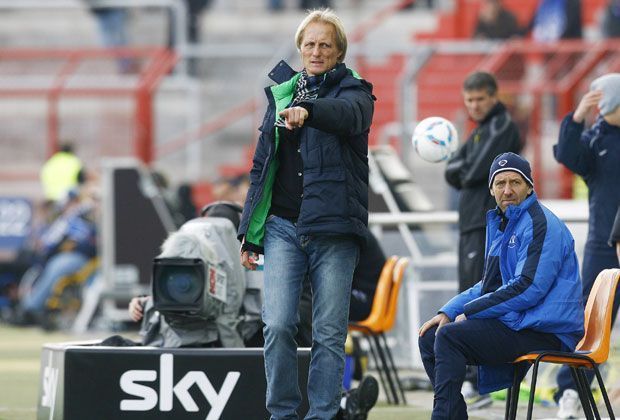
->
[477,101,507,126]
[495,191,538,221]
[268,60,297,84]
[268,60,349,86]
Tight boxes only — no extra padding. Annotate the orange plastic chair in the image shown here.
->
[349,256,409,405]
[349,256,398,403]
[505,268,620,420]
[349,256,398,334]
[378,257,410,404]
[383,257,409,333]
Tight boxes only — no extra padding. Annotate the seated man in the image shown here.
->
[16,189,98,328]
[418,152,584,420]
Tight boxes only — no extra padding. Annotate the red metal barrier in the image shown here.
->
[0,47,176,165]
[479,39,620,197]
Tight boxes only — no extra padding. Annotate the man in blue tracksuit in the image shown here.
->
[418,153,584,420]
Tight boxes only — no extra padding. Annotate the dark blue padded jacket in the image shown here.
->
[238,61,375,253]
[554,113,620,252]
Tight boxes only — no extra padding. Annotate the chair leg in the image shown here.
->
[379,333,407,404]
[372,335,399,404]
[505,387,513,420]
[569,367,595,420]
[577,368,601,420]
[592,364,615,419]
[365,335,393,404]
[506,364,522,420]
[526,360,541,420]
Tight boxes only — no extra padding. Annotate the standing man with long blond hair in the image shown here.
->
[238,8,375,420]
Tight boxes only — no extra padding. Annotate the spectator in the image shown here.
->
[601,0,620,38]
[473,0,520,40]
[176,183,198,223]
[151,170,186,228]
[84,2,135,73]
[40,142,85,203]
[268,0,332,12]
[528,0,582,42]
[444,71,522,408]
[212,174,250,205]
[14,189,98,328]
[553,73,620,418]
[167,0,212,76]
[419,153,584,420]
[0,200,58,317]
[238,8,374,419]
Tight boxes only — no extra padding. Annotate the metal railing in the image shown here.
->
[0,0,189,73]
[398,39,620,198]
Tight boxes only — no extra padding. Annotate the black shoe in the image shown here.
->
[6,308,37,326]
[345,375,379,420]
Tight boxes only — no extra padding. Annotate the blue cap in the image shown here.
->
[488,152,533,189]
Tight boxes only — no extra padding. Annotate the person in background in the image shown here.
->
[176,183,198,223]
[601,0,620,38]
[419,153,584,420]
[15,188,98,328]
[268,0,332,12]
[444,71,522,408]
[84,2,135,73]
[238,8,374,419]
[527,0,582,42]
[553,73,620,419]
[212,174,250,205]
[167,0,212,76]
[40,142,85,204]
[473,0,520,40]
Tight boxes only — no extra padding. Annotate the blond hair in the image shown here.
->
[294,8,347,63]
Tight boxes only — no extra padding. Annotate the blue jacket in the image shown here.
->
[554,113,620,253]
[238,61,375,253]
[40,204,98,260]
[440,193,584,393]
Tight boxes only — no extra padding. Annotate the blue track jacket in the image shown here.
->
[440,193,584,393]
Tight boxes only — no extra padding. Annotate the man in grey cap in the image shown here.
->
[553,73,620,418]
[419,152,584,420]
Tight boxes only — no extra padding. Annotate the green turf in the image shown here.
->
[0,324,74,420]
[0,323,441,420]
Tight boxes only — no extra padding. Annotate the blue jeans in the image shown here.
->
[21,252,89,314]
[419,319,561,420]
[262,216,359,420]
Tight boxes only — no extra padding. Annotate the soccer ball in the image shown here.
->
[412,116,459,163]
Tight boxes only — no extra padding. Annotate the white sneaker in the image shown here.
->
[461,381,493,410]
[557,389,581,419]
[461,381,475,399]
